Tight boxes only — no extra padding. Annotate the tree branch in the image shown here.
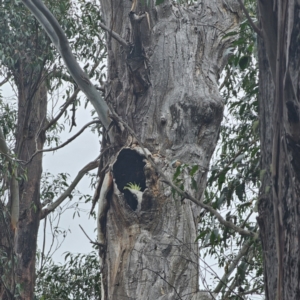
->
[0,74,11,87]
[21,0,111,131]
[237,0,263,37]
[26,120,101,164]
[44,88,80,131]
[40,158,99,219]
[79,224,104,247]
[222,250,255,299]
[98,22,129,49]
[45,45,106,131]
[213,236,257,294]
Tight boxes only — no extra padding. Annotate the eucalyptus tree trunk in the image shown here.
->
[97,1,240,299]
[15,81,47,300]
[0,77,47,299]
[257,1,300,299]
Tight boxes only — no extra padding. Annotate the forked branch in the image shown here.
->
[237,0,262,37]
[40,157,100,219]
[26,120,101,164]
[21,0,111,130]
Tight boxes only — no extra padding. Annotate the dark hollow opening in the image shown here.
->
[113,149,146,210]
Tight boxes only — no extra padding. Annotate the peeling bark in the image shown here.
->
[97,1,241,299]
[257,1,300,299]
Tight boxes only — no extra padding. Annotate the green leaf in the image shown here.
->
[218,170,227,189]
[235,182,245,201]
[155,0,165,5]
[191,177,198,191]
[234,153,245,163]
[173,166,182,181]
[239,56,250,70]
[189,165,199,176]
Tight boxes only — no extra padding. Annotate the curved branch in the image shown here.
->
[237,0,263,37]
[40,158,99,219]
[45,88,80,131]
[21,0,111,131]
[45,46,106,131]
[26,120,101,164]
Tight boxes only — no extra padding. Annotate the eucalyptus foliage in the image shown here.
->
[35,251,101,300]
[198,1,264,298]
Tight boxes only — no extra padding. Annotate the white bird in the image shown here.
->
[127,188,143,211]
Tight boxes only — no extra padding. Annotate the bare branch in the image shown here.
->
[213,236,257,294]
[237,0,263,37]
[27,120,101,164]
[40,158,99,219]
[79,224,104,247]
[222,250,255,299]
[0,75,11,87]
[44,88,80,131]
[98,22,128,49]
[21,0,111,131]
[45,46,106,131]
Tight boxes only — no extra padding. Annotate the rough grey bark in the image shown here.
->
[97,1,241,299]
[257,1,300,299]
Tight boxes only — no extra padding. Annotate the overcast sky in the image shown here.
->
[1,81,100,263]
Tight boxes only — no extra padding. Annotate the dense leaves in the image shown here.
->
[35,252,101,300]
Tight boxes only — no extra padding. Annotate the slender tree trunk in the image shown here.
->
[257,1,300,299]
[0,69,47,299]
[15,79,47,299]
[98,1,240,299]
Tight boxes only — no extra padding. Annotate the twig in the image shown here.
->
[45,47,105,131]
[144,267,183,300]
[237,0,263,37]
[213,236,257,294]
[0,75,11,87]
[40,158,100,219]
[79,224,105,247]
[26,120,101,164]
[98,22,129,49]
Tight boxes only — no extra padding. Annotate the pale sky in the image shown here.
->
[1,81,100,263]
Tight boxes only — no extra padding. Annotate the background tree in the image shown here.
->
[35,251,101,300]
[0,0,107,298]
[257,1,300,300]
